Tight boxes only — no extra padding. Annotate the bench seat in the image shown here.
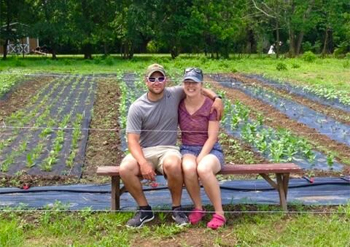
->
[97,163,302,211]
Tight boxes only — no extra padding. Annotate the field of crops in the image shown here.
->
[1,69,349,187]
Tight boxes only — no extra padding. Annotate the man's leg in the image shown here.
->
[119,155,154,228]
[162,154,183,206]
[119,156,148,206]
[162,154,189,226]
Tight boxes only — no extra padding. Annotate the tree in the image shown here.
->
[0,0,27,60]
[28,0,72,59]
[191,0,245,58]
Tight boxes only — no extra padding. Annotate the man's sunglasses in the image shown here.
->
[147,77,166,83]
[184,67,202,74]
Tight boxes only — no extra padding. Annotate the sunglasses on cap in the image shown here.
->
[147,76,166,83]
[184,67,202,74]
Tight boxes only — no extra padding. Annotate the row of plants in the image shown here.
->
[0,72,24,97]
[0,76,69,172]
[245,74,350,110]
[212,74,350,147]
[39,76,87,172]
[219,91,338,170]
[299,84,350,106]
[0,74,95,175]
[118,73,147,151]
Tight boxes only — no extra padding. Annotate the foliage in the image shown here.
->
[302,51,317,62]
[276,62,287,71]
[2,1,350,58]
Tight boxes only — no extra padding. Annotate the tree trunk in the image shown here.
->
[103,42,108,56]
[2,40,9,60]
[296,31,305,56]
[295,0,315,56]
[289,29,296,57]
[170,46,179,59]
[83,43,93,59]
[276,20,280,58]
[51,50,57,60]
[322,27,329,56]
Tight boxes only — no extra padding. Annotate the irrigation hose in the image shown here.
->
[0,180,349,195]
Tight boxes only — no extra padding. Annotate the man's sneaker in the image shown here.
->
[172,207,189,226]
[126,208,154,228]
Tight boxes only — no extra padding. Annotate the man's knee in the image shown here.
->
[163,155,181,174]
[119,160,139,178]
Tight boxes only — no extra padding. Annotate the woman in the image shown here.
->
[178,67,226,229]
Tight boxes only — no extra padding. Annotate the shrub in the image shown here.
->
[302,41,312,52]
[93,56,102,64]
[63,59,72,65]
[302,51,317,62]
[105,56,114,66]
[219,61,230,69]
[199,56,208,64]
[346,52,350,59]
[146,40,158,53]
[276,62,287,71]
[343,60,350,68]
[292,63,300,68]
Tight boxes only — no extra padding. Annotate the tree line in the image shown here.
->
[1,0,349,60]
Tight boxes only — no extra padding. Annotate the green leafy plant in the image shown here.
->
[276,62,287,71]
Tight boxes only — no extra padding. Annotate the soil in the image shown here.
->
[0,76,53,122]
[81,78,124,183]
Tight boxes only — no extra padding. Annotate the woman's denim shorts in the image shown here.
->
[180,142,225,167]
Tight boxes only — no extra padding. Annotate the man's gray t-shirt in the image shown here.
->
[126,86,184,148]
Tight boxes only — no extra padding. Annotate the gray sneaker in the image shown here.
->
[172,207,189,226]
[126,208,154,228]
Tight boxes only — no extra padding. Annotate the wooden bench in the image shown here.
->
[97,163,302,211]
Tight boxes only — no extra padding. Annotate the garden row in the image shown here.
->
[208,74,350,174]
[0,74,98,177]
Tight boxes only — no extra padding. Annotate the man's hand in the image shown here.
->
[210,97,224,121]
[140,161,156,181]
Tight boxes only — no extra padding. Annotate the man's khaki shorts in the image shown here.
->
[122,145,182,174]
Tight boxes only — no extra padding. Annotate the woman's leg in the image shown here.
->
[182,154,202,209]
[197,154,224,217]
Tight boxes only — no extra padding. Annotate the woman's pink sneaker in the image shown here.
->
[188,208,206,225]
[207,214,226,229]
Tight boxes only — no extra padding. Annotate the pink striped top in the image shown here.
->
[179,97,218,145]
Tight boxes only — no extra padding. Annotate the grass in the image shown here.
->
[0,204,349,246]
[1,54,349,93]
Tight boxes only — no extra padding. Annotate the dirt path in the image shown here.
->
[81,78,124,183]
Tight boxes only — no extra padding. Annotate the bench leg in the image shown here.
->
[283,173,290,199]
[111,176,120,210]
[276,173,289,211]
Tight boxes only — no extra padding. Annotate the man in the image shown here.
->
[119,64,223,228]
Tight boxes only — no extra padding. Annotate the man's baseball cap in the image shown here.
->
[146,64,166,77]
[183,68,203,83]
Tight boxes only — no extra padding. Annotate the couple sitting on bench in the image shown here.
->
[119,64,225,229]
